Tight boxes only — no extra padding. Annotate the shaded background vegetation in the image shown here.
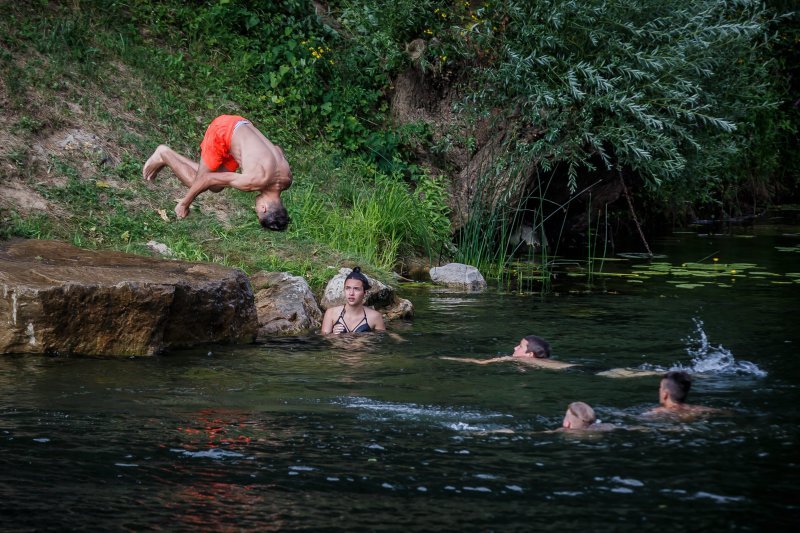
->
[0,0,796,286]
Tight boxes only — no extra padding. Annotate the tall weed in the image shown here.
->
[288,164,450,270]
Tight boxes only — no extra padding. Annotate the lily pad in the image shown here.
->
[649,262,673,270]
[683,271,722,278]
[631,270,668,276]
[681,262,736,271]
[728,263,758,270]
[617,252,668,259]
[674,283,703,289]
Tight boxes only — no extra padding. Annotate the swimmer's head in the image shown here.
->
[660,371,692,404]
[256,195,289,231]
[563,401,596,429]
[345,267,371,291]
[522,335,551,358]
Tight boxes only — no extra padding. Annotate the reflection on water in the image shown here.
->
[333,396,513,432]
[1,229,799,529]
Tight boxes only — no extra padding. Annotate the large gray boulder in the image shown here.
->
[250,271,322,338]
[429,263,487,291]
[0,239,258,356]
[321,268,413,319]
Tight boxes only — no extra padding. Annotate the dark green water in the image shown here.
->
[2,228,799,531]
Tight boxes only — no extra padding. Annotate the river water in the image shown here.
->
[1,227,798,531]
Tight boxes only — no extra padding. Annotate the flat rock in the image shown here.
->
[429,263,487,291]
[0,239,258,356]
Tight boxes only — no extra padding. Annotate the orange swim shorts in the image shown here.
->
[199,115,248,172]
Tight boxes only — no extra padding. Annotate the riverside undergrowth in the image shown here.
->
[1,0,795,293]
[0,1,451,290]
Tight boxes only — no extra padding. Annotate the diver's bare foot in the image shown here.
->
[143,145,167,181]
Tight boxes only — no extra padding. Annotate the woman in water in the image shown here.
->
[321,267,386,334]
[441,335,576,369]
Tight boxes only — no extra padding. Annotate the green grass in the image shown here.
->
[288,168,450,271]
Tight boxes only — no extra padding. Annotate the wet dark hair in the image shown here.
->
[523,335,551,358]
[345,266,371,291]
[259,204,290,231]
[662,371,692,403]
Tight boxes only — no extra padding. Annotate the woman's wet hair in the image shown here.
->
[345,266,371,290]
[259,205,290,231]
[523,335,551,358]
[662,371,692,403]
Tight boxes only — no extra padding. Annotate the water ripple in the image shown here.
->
[169,448,245,459]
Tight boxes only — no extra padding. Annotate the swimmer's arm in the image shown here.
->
[320,307,339,335]
[596,368,661,378]
[385,331,405,342]
[471,428,517,435]
[367,308,386,331]
[440,356,515,365]
[516,358,577,370]
[641,406,668,417]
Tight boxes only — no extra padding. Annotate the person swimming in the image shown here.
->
[559,402,618,431]
[644,370,720,418]
[441,335,577,370]
[439,335,674,378]
[321,267,386,335]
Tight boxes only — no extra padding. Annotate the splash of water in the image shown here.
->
[672,318,766,377]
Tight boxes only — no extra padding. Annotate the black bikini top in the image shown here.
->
[335,307,371,333]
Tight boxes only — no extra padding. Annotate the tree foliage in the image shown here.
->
[334,0,789,216]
